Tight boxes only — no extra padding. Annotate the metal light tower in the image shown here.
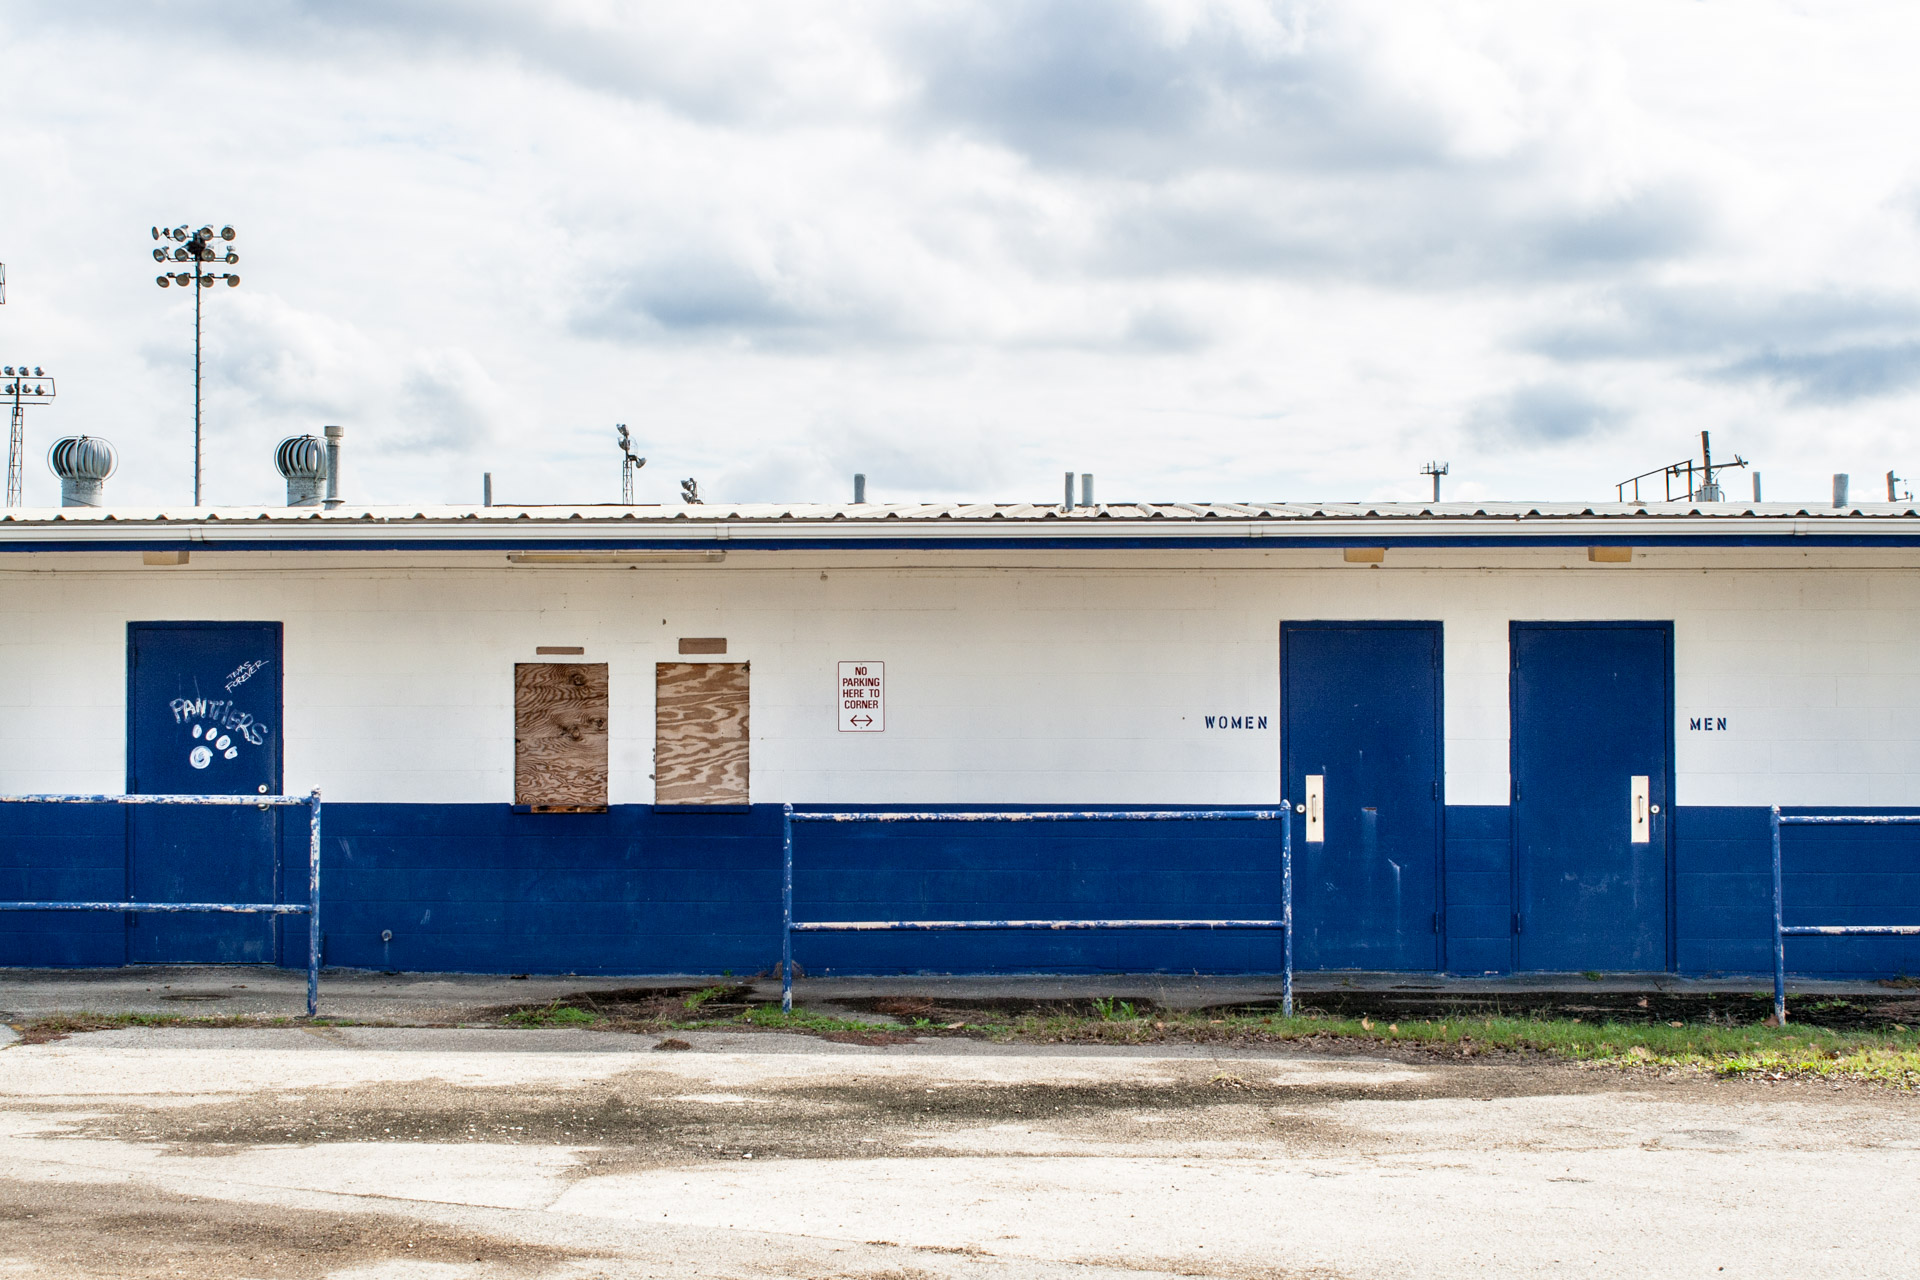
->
[5,365,54,508]
[151,224,240,504]
[1420,460,1450,502]
[616,423,646,504]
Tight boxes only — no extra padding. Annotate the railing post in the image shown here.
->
[782,802,794,1013]
[307,790,322,1018]
[1771,805,1786,1024]
[1281,803,1294,1019]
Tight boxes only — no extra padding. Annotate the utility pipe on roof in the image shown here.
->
[323,425,343,509]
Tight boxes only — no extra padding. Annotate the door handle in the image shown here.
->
[1630,775,1651,843]
[1304,774,1325,844]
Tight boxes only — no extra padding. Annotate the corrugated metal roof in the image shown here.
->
[5,500,1920,552]
[4,500,1920,523]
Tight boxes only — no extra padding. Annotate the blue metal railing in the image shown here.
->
[1771,806,1920,1022]
[0,790,323,1016]
[780,804,1293,1016]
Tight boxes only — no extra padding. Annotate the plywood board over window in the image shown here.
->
[655,662,749,805]
[514,663,610,812]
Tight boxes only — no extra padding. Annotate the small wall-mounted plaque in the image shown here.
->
[142,550,190,566]
[678,637,727,655]
[535,646,586,655]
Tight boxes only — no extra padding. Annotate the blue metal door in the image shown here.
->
[1281,623,1443,969]
[127,622,283,963]
[1510,623,1671,971]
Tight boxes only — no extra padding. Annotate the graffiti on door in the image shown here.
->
[167,696,271,770]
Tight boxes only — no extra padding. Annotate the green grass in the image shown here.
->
[13,1001,1920,1089]
[979,1008,1920,1087]
[730,1005,898,1034]
[499,1002,603,1028]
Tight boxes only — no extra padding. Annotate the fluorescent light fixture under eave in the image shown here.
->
[506,550,726,565]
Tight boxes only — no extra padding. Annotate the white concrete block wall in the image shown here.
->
[2,552,1919,808]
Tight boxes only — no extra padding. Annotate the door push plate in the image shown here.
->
[1304,774,1325,844]
[1630,774,1651,843]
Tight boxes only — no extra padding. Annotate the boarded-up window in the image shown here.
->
[514,663,609,811]
[655,662,749,805]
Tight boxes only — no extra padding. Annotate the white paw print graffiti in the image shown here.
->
[168,697,268,770]
[188,722,241,769]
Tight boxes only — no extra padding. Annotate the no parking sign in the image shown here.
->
[838,661,884,732]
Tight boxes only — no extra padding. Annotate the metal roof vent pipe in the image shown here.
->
[1833,473,1849,508]
[323,425,344,509]
[275,434,328,506]
[853,472,866,503]
[48,435,116,507]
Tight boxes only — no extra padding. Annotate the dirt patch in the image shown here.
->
[823,1029,923,1046]
[10,1017,125,1046]
[852,995,1165,1022]
[0,1177,583,1279]
[43,1055,1696,1167]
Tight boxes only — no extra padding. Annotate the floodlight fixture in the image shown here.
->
[616,423,646,504]
[149,220,240,503]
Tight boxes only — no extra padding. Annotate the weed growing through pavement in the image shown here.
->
[500,1002,602,1028]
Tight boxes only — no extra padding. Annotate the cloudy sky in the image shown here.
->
[4,1,1920,508]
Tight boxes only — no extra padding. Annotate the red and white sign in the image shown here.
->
[838,661,885,732]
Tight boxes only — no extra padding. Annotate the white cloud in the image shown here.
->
[3,0,1920,509]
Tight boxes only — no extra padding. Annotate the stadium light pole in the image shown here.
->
[4,365,54,508]
[152,224,240,505]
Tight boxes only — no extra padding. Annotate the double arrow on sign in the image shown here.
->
[849,715,873,727]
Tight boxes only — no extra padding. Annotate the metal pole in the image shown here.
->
[1771,805,1786,1024]
[307,789,322,1017]
[7,391,22,508]
[193,255,203,505]
[1281,801,1294,1018]
[781,803,794,1013]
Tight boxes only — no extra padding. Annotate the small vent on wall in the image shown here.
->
[679,637,727,655]
[536,646,586,655]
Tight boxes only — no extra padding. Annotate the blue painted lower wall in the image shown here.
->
[4,802,1918,977]
[1444,806,1513,975]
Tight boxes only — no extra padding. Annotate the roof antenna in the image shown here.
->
[616,424,645,505]
[1420,461,1449,502]
[1617,430,1747,503]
